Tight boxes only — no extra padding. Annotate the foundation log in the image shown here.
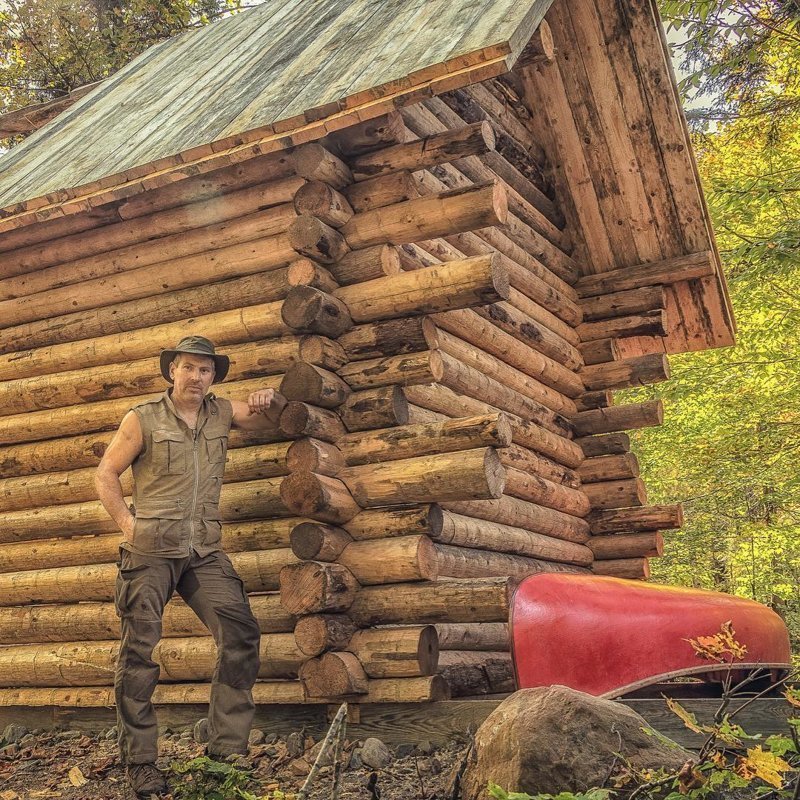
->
[589,504,684,534]
[438,651,515,696]
[299,651,368,697]
[341,181,508,249]
[279,561,359,615]
[339,447,505,507]
[572,401,664,436]
[581,354,671,392]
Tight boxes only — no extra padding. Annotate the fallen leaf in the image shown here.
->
[68,765,87,787]
[665,697,706,734]
[735,746,792,788]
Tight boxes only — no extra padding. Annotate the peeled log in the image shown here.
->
[576,433,631,458]
[436,511,592,566]
[350,121,495,180]
[337,350,444,390]
[588,504,683,534]
[583,478,648,510]
[581,285,666,321]
[436,623,509,651]
[279,401,346,442]
[592,558,650,580]
[572,401,664,436]
[0,634,303,686]
[329,244,401,285]
[579,338,620,366]
[293,614,357,657]
[578,453,640,484]
[291,143,352,189]
[287,215,350,264]
[339,535,439,584]
[344,505,443,541]
[575,251,715,297]
[0,431,113,478]
[577,311,668,342]
[334,253,508,323]
[348,577,516,626]
[285,438,344,477]
[279,471,361,524]
[339,385,408,432]
[338,317,427,361]
[290,522,352,561]
[279,363,351,408]
[343,171,420,213]
[286,259,339,293]
[504,466,590,518]
[434,543,585,580]
[279,561,359,615]
[580,354,670,392]
[0,594,293,645]
[280,286,354,337]
[588,532,663,559]
[329,112,406,156]
[299,651,368,697]
[293,181,354,228]
[341,181,508,248]
[337,413,512,466]
[339,447,506,507]
[443,494,590,543]
[347,626,439,678]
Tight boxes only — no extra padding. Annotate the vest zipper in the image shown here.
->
[189,432,200,555]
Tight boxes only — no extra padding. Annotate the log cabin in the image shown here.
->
[0,0,738,715]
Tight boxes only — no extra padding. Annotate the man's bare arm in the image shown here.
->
[231,389,287,432]
[95,411,144,542]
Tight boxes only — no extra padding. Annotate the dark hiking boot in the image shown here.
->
[126,762,168,798]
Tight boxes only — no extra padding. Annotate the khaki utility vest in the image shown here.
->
[125,390,233,558]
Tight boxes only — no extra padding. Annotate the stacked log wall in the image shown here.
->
[0,71,686,707]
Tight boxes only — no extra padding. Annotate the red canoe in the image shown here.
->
[510,574,792,698]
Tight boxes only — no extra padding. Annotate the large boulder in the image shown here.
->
[460,686,692,799]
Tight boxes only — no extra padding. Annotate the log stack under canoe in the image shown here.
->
[0,74,696,708]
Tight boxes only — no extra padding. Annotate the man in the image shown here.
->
[95,336,286,799]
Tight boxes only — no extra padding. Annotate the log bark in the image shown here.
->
[504,467,591,517]
[347,626,439,678]
[434,543,585,579]
[583,478,648,510]
[334,253,508,322]
[437,651,515,696]
[575,251,715,297]
[339,447,505,507]
[279,471,361,524]
[580,354,670,391]
[588,531,663,559]
[572,401,664,436]
[279,561,359,615]
[499,444,581,489]
[348,577,515,626]
[281,286,354,337]
[337,413,511,466]
[341,181,508,248]
[350,122,495,180]
[581,285,666,321]
[293,614,357,657]
[338,386,408,432]
[588,504,683,534]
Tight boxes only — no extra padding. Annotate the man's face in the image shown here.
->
[169,353,216,402]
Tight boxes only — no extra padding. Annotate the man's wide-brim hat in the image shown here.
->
[160,336,230,384]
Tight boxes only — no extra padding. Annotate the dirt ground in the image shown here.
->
[0,723,470,800]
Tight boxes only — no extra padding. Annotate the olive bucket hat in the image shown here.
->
[159,336,230,384]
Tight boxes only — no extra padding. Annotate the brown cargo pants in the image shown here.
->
[114,547,261,764]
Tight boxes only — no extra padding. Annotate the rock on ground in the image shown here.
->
[460,685,694,799]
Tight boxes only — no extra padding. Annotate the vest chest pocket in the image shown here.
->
[151,429,186,475]
[204,432,228,477]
